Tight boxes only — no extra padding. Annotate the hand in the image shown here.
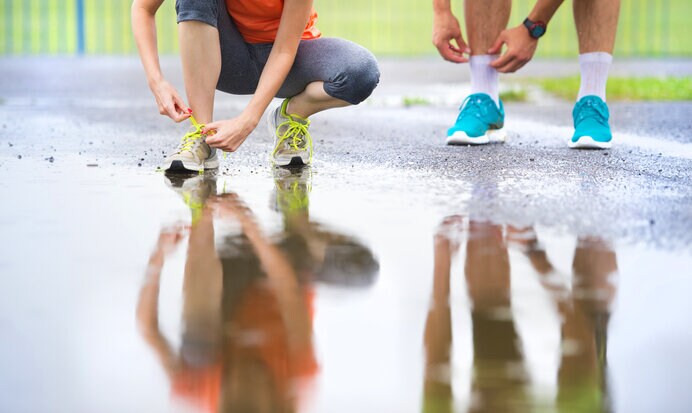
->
[432,11,471,63]
[202,113,259,152]
[489,25,538,73]
[150,80,191,122]
[155,224,188,255]
[210,194,259,233]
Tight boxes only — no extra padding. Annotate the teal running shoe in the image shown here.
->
[569,95,612,149]
[446,93,506,145]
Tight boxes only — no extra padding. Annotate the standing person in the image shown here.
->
[132,0,380,171]
[432,0,620,149]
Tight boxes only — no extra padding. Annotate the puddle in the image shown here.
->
[0,156,691,413]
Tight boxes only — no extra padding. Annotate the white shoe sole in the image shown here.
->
[568,136,612,149]
[163,155,219,173]
[446,128,506,146]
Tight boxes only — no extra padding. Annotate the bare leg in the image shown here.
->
[178,21,221,124]
[182,209,223,345]
[464,0,511,55]
[557,237,617,411]
[286,81,350,119]
[422,218,460,412]
[462,0,511,104]
[574,0,621,54]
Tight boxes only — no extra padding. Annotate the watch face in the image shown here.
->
[533,26,546,37]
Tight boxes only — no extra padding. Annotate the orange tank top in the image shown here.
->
[226,0,321,44]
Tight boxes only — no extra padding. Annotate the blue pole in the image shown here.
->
[76,0,85,54]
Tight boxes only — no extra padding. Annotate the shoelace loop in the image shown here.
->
[276,118,313,152]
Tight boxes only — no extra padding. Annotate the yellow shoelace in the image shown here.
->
[273,116,313,162]
[178,115,205,152]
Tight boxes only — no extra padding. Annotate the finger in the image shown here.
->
[201,122,219,135]
[172,95,190,114]
[439,45,468,63]
[205,134,220,145]
[488,36,505,55]
[496,56,519,73]
[164,105,186,122]
[454,36,471,55]
[490,51,513,69]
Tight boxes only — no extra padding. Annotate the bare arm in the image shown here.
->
[131,0,190,122]
[204,0,313,152]
[136,229,186,379]
[489,0,565,73]
[431,0,470,63]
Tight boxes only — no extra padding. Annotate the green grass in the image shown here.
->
[538,76,692,101]
[499,88,529,102]
[1,0,691,56]
[402,96,431,107]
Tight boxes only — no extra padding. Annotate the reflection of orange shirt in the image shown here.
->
[171,364,222,413]
[170,285,317,412]
[226,0,321,43]
[232,284,319,396]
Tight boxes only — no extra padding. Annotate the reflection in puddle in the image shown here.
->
[138,168,379,412]
[426,217,617,413]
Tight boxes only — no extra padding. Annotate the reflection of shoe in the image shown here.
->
[272,167,312,214]
[569,96,612,149]
[164,174,217,223]
[162,116,219,172]
[268,99,313,166]
[446,93,506,145]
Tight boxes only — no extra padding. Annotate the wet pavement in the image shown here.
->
[1,57,692,413]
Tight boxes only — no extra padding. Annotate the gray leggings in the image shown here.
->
[175,0,380,105]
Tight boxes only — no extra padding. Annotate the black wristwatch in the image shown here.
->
[523,17,547,39]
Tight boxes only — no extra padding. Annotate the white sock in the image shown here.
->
[469,55,500,106]
[577,52,612,102]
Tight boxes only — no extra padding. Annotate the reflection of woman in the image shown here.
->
[132,0,380,171]
[137,175,379,412]
[423,217,618,413]
[137,194,318,412]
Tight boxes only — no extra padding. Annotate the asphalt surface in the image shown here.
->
[1,57,691,248]
[1,57,692,413]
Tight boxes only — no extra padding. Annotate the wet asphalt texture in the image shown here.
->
[1,57,691,249]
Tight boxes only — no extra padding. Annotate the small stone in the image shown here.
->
[87,163,99,167]
[649,219,655,225]
[8,142,12,147]
[46,156,54,163]
[17,155,22,159]
[138,163,142,167]
[529,158,535,161]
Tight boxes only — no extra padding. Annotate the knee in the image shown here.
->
[175,0,218,27]
[326,49,380,105]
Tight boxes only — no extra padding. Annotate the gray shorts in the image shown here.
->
[175,0,380,105]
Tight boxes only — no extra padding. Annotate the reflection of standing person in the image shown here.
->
[556,237,617,412]
[423,216,618,412]
[432,0,620,148]
[423,217,531,413]
[132,0,379,171]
